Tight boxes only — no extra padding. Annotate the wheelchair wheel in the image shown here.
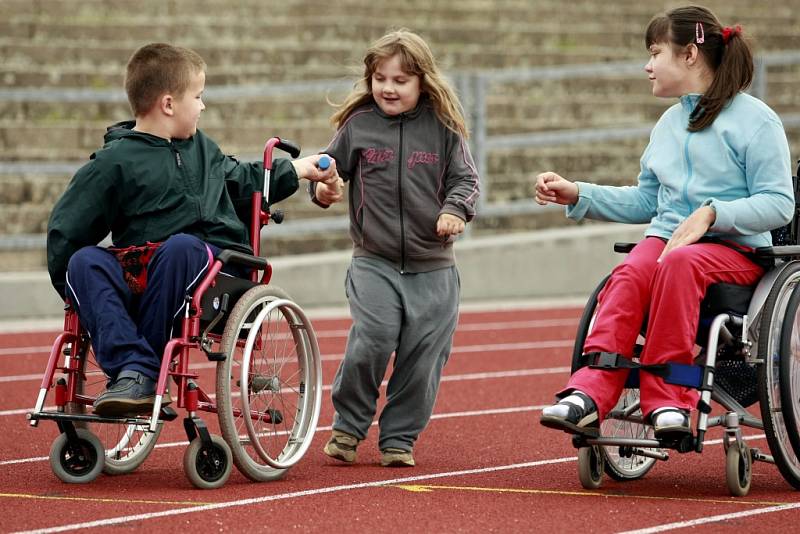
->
[573,276,657,481]
[65,338,161,475]
[577,445,604,489]
[49,428,104,483]
[571,275,610,373]
[183,435,232,490]
[757,260,800,489]
[216,285,322,481]
[601,389,657,481]
[780,281,800,457]
[725,444,752,496]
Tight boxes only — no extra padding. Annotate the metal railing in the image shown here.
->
[3,50,800,249]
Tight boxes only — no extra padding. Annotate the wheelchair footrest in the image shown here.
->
[204,351,226,361]
[29,410,164,425]
[159,406,178,421]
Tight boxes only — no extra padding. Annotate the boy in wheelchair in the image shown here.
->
[46,43,340,417]
[534,7,794,442]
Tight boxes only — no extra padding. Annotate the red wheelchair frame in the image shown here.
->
[28,138,323,488]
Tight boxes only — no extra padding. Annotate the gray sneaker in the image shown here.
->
[323,430,360,463]
[380,447,415,467]
[93,370,171,417]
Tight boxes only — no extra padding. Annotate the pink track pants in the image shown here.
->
[562,237,764,419]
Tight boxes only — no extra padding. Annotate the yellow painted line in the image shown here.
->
[392,485,792,506]
[0,493,215,506]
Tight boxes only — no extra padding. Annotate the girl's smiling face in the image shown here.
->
[645,42,691,98]
[371,54,421,116]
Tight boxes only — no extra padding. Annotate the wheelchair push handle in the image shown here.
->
[261,137,301,209]
[263,137,301,170]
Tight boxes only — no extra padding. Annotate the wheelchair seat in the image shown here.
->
[700,283,754,317]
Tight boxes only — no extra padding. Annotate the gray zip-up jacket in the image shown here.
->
[312,98,480,273]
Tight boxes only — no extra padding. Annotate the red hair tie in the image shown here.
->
[722,25,742,44]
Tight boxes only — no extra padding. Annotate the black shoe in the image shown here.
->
[540,391,600,436]
[652,408,691,441]
[93,370,170,417]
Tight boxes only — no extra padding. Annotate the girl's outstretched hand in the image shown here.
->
[534,172,579,206]
[658,206,716,262]
[436,213,465,237]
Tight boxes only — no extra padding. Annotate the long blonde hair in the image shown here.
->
[331,29,468,138]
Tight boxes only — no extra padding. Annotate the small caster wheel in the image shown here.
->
[578,445,604,489]
[184,435,232,489]
[49,428,104,483]
[726,444,751,496]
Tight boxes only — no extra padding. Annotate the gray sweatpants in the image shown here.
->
[331,256,460,451]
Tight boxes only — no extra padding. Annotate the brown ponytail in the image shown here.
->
[645,6,753,132]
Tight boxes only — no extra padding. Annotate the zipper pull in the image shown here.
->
[174,150,183,168]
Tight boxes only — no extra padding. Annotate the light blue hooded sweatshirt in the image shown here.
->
[567,92,794,249]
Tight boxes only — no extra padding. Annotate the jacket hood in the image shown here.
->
[104,120,173,146]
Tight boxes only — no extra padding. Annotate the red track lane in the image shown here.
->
[2,305,800,533]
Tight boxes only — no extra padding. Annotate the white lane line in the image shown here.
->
[0,339,574,384]
[1,363,567,424]
[0,399,768,468]
[2,404,551,466]
[0,318,579,358]
[9,429,779,534]
[12,456,578,534]
[0,346,52,357]
[617,502,800,534]
[310,319,579,339]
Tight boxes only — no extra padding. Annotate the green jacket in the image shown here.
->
[47,121,299,297]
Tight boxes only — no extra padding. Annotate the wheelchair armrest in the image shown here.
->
[754,245,800,258]
[614,242,636,254]
[216,250,269,270]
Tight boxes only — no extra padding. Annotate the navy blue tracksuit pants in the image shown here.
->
[65,234,214,381]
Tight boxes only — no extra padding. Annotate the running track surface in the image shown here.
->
[1,303,799,533]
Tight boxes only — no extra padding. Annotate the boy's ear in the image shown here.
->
[160,94,175,116]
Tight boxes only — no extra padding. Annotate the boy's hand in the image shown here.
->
[436,213,465,237]
[292,154,338,183]
[315,177,345,205]
[534,172,579,206]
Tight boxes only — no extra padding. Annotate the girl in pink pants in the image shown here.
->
[535,5,794,440]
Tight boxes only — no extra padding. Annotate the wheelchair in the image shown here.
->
[566,173,800,497]
[27,138,323,489]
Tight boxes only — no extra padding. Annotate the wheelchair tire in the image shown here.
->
[65,337,162,475]
[216,285,322,481]
[577,446,604,489]
[572,276,657,482]
[571,275,610,373]
[49,428,104,484]
[757,260,800,489]
[183,435,232,490]
[780,280,800,459]
[725,444,752,497]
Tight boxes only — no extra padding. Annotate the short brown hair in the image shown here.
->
[124,43,206,117]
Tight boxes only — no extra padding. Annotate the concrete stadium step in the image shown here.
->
[0,122,335,162]
[3,0,786,26]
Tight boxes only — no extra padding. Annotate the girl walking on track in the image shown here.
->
[535,6,794,441]
[311,29,480,467]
